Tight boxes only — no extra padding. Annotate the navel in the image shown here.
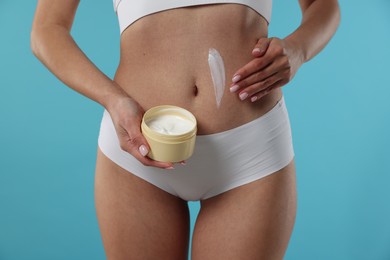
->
[193,85,199,96]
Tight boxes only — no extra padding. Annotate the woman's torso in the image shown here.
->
[114,3,282,134]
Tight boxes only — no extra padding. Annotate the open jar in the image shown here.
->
[141,105,197,162]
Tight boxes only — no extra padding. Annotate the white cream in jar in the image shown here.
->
[141,105,197,162]
[146,114,195,135]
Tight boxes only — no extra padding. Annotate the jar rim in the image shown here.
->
[141,105,197,141]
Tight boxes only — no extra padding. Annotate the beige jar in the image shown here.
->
[141,105,197,162]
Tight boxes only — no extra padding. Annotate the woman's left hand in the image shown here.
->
[230,37,304,102]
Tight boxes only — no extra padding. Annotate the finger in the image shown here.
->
[252,37,272,57]
[137,153,175,169]
[178,160,187,166]
[134,142,175,169]
[230,55,273,92]
[232,56,287,94]
[121,142,175,169]
[231,47,290,94]
[249,78,289,102]
[231,38,285,87]
[238,70,284,101]
[119,125,174,169]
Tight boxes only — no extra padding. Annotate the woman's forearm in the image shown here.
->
[284,0,341,63]
[31,24,127,109]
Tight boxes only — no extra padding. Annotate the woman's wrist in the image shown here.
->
[283,36,306,65]
[99,82,132,111]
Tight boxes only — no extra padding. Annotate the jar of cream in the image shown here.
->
[141,105,197,162]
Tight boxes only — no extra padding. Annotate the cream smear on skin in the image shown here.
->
[208,48,226,108]
[147,115,195,135]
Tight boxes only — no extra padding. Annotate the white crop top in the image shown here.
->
[113,0,272,34]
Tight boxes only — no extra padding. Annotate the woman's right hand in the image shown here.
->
[31,0,176,170]
[105,94,175,169]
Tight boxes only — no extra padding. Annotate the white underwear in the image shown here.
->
[98,96,294,201]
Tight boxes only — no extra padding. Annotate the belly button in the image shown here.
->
[193,85,199,96]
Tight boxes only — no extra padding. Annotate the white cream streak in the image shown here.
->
[208,48,226,108]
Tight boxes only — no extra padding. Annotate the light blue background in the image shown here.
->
[1,0,389,259]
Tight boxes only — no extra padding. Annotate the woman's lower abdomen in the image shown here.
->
[114,4,282,134]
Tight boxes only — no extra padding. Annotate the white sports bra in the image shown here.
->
[113,0,272,34]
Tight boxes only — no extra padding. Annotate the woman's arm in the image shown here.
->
[31,0,126,108]
[229,0,341,101]
[285,0,341,62]
[31,0,173,169]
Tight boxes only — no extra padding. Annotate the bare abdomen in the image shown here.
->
[114,4,282,134]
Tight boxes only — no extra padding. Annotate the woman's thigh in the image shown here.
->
[95,148,190,260]
[191,159,297,260]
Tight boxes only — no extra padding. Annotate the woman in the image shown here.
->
[31,0,340,259]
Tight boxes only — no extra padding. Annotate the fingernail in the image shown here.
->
[138,145,148,156]
[252,48,262,54]
[180,161,187,166]
[232,74,241,83]
[251,96,258,102]
[230,84,239,93]
[239,92,248,100]
[165,166,175,170]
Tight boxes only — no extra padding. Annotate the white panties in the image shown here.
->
[98,96,294,201]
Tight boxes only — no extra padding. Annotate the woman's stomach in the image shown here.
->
[113,3,282,135]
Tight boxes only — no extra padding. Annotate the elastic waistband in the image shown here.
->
[197,96,286,139]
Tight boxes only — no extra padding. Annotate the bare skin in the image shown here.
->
[96,149,296,260]
[31,0,340,259]
[95,149,191,259]
[191,161,296,259]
